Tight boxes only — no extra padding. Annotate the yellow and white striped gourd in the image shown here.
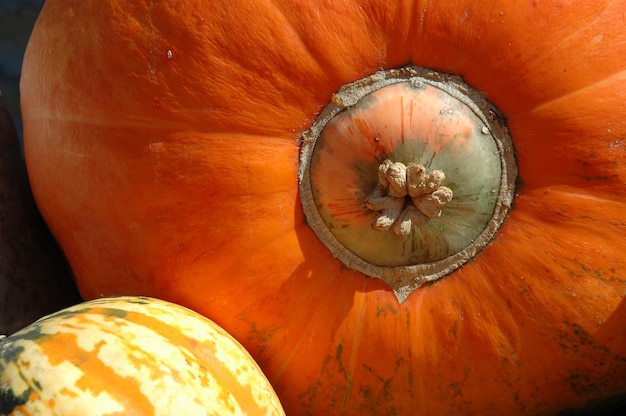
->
[0,296,284,416]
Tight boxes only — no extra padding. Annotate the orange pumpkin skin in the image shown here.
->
[21,1,626,415]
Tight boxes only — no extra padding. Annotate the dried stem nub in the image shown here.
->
[365,159,453,237]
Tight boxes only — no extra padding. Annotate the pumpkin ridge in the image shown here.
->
[538,186,626,206]
[485,196,626,313]
[528,0,612,62]
[409,0,428,50]
[34,115,217,134]
[224,227,301,278]
[507,0,626,112]
[262,0,329,79]
[266,266,362,382]
[339,282,368,414]
[525,69,626,116]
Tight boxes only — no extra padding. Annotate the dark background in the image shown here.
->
[0,0,44,144]
[0,0,82,336]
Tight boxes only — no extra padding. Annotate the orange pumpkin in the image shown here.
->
[21,0,626,415]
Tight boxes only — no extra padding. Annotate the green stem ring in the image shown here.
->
[299,66,517,303]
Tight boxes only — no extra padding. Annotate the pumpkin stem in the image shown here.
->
[299,66,517,303]
[365,160,453,237]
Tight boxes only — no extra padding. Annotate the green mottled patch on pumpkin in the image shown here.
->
[0,384,33,415]
[38,306,90,322]
[101,307,130,319]
[0,339,33,414]
[0,338,24,362]
[125,296,152,305]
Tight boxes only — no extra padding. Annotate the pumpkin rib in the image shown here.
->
[408,0,427,54]
[526,0,612,63]
[150,224,304,306]
[161,0,329,125]
[327,272,520,414]
[523,69,626,117]
[504,0,626,113]
[195,0,381,109]
[29,1,321,136]
[26,113,220,135]
[410,0,624,117]
[254,273,367,398]
[269,287,337,382]
[338,283,368,415]
[485,191,626,310]
[261,247,382,384]
[508,69,626,193]
[411,0,487,75]
[261,0,337,82]
[264,0,417,86]
[73,195,300,300]
[35,126,302,300]
[539,185,626,206]
[168,226,312,327]
[146,132,299,189]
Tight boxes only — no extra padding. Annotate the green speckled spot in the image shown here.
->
[0,383,33,415]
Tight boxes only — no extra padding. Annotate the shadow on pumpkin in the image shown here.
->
[595,293,626,355]
[246,195,393,413]
[289,195,390,311]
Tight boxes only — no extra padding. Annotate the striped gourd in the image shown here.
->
[0,296,284,415]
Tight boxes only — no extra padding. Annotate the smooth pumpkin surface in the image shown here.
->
[21,1,626,415]
[0,296,284,415]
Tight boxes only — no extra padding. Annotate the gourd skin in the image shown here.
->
[21,1,626,415]
[0,297,284,416]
